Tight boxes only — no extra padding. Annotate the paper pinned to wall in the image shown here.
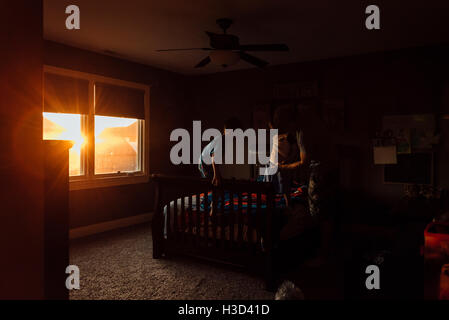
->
[382,114,436,151]
[374,145,397,165]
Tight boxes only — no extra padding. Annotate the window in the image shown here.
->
[42,66,149,189]
[94,115,142,174]
[43,112,85,176]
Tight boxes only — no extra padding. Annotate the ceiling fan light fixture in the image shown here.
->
[156,18,288,69]
[209,50,240,67]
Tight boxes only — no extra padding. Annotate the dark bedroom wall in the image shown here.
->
[44,41,193,228]
[438,83,449,189]
[1,1,45,299]
[188,45,449,205]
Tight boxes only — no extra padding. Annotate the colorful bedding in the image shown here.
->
[163,185,307,241]
[195,186,305,212]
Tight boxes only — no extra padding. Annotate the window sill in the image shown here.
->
[69,174,149,191]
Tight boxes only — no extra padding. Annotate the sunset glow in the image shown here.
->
[43,113,140,176]
[95,115,139,174]
[43,112,84,176]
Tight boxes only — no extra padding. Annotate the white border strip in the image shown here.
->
[69,213,153,239]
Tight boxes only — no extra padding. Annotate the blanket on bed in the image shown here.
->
[163,185,307,240]
[194,186,306,212]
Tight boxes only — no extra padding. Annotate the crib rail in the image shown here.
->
[151,174,275,288]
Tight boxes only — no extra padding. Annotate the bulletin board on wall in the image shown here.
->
[382,114,438,152]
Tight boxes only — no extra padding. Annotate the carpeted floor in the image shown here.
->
[69,223,274,300]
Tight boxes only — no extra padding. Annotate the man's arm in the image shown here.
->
[279,130,307,170]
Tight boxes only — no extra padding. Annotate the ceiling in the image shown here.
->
[44,0,449,75]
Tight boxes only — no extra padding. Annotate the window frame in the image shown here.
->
[44,65,150,190]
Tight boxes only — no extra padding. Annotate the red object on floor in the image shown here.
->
[440,264,449,300]
[424,222,449,260]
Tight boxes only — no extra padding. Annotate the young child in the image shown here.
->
[198,117,242,186]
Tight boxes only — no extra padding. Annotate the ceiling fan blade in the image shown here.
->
[194,56,211,68]
[156,48,211,52]
[238,44,289,51]
[239,52,269,68]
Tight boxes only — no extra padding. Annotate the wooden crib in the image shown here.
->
[151,174,277,290]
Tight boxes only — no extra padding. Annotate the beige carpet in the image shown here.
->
[69,223,274,300]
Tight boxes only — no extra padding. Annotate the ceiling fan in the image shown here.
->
[156,18,289,68]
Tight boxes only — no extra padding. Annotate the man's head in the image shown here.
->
[270,104,297,134]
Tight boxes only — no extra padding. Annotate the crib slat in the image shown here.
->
[196,192,201,246]
[220,190,225,249]
[212,189,218,247]
[265,190,274,289]
[166,199,171,240]
[256,192,262,252]
[188,194,193,242]
[229,191,235,249]
[204,190,209,247]
[173,198,178,241]
[247,191,253,250]
[265,191,274,252]
[237,192,243,248]
[181,196,185,242]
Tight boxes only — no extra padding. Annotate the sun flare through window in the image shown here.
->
[95,116,143,175]
[43,112,86,177]
[42,66,149,189]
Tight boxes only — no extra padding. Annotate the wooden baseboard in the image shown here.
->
[69,213,153,240]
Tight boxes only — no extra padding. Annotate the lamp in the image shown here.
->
[209,50,240,67]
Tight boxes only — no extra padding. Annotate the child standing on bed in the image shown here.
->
[198,117,242,186]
